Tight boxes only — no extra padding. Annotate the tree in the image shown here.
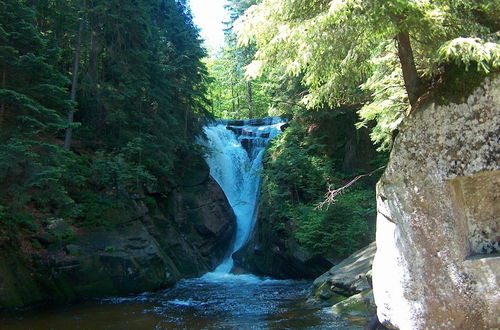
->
[236,0,499,147]
[0,0,70,137]
[0,0,212,229]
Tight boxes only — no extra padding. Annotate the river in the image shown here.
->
[0,118,366,329]
[1,275,366,329]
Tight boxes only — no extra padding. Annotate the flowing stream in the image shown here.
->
[0,118,364,329]
[200,117,286,274]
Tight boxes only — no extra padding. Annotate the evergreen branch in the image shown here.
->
[315,166,386,210]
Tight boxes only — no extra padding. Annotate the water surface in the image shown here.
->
[1,276,364,329]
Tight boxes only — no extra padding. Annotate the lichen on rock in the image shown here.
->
[372,76,500,329]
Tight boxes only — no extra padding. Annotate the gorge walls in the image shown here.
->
[0,164,236,309]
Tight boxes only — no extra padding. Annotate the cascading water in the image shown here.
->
[200,117,287,275]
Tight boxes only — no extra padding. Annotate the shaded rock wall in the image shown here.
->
[0,174,235,309]
[372,77,499,329]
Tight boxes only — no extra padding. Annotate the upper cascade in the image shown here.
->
[200,116,287,275]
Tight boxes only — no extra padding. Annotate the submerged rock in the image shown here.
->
[372,77,500,329]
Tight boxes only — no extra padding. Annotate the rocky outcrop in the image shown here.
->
[0,172,236,309]
[307,242,377,326]
[232,219,333,279]
[372,77,500,329]
[311,242,376,303]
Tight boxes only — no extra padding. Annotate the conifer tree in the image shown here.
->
[0,0,70,137]
[236,0,499,147]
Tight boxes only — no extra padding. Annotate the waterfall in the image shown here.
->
[201,117,286,274]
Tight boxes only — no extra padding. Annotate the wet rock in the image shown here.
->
[240,138,252,154]
[260,132,270,138]
[280,123,289,131]
[0,173,236,309]
[247,118,266,126]
[227,120,244,126]
[310,242,375,302]
[372,77,500,329]
[226,126,242,135]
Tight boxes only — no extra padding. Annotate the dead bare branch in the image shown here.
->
[315,166,386,210]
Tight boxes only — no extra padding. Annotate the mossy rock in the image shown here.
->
[308,281,347,306]
[331,289,375,316]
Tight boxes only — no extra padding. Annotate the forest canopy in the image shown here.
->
[232,0,499,148]
[0,0,209,231]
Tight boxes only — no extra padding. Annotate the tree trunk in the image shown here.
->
[184,104,189,139]
[396,31,421,107]
[64,20,83,150]
[246,80,253,119]
[0,70,5,129]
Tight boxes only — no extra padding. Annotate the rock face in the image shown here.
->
[311,242,376,302]
[372,77,500,329]
[232,221,333,279]
[0,174,236,309]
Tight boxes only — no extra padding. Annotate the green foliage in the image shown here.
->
[357,43,407,150]
[293,190,375,257]
[91,150,155,197]
[259,112,384,258]
[0,0,211,236]
[236,0,499,149]
[437,37,500,73]
[0,138,83,229]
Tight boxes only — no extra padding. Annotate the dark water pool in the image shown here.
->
[0,274,366,329]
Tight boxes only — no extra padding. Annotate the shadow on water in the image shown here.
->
[0,277,363,329]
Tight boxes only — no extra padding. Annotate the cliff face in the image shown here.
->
[0,170,236,309]
[372,77,499,329]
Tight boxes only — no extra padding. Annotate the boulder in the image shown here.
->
[331,289,376,317]
[372,77,500,329]
[310,242,376,303]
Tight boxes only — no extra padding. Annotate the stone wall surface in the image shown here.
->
[0,175,236,309]
[372,77,500,329]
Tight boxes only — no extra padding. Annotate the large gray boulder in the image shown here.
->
[372,77,500,329]
[310,242,376,304]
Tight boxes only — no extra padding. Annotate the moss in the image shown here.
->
[429,65,495,106]
[331,290,374,316]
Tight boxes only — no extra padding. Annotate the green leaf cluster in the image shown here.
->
[236,0,499,149]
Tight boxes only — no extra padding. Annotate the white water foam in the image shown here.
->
[200,117,286,278]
